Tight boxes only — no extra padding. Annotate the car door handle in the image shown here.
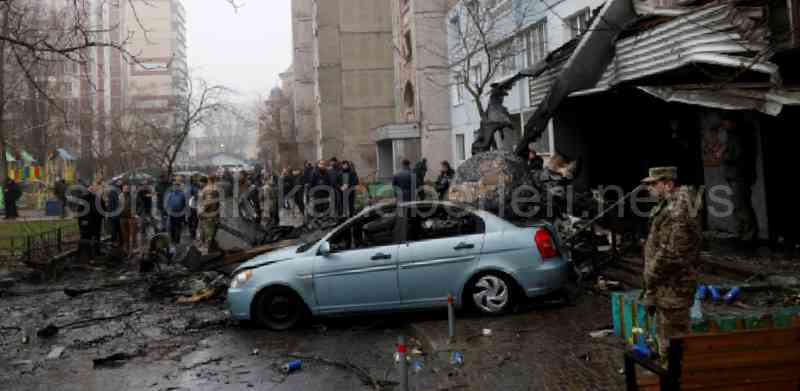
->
[371,253,392,261]
[454,243,475,251]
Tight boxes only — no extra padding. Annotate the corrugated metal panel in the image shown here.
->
[527,2,779,111]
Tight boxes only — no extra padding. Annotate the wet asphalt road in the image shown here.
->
[0,205,626,391]
[0,277,623,391]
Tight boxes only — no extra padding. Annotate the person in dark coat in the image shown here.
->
[328,158,343,217]
[105,182,122,246]
[281,168,293,210]
[434,161,455,201]
[413,158,428,200]
[302,161,314,205]
[155,173,171,231]
[291,168,305,216]
[393,159,416,203]
[72,185,103,261]
[309,160,334,218]
[54,178,68,218]
[338,161,360,218]
[3,178,21,219]
[527,149,544,171]
[138,181,155,238]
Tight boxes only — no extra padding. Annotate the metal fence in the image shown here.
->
[0,226,80,264]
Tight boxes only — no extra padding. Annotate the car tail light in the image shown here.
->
[535,228,559,260]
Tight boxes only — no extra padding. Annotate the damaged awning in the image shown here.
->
[638,86,800,116]
[526,1,795,116]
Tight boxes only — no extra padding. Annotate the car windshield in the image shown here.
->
[296,228,331,253]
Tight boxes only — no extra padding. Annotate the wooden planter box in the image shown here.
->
[611,290,800,347]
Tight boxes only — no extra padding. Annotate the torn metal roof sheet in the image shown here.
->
[527,1,797,115]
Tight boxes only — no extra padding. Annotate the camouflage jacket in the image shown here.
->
[199,184,221,220]
[643,186,703,308]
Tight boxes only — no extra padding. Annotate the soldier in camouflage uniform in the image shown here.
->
[641,167,703,363]
[198,175,222,254]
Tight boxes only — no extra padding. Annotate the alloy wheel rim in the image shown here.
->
[472,275,509,313]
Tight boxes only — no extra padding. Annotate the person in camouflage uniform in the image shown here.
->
[641,167,703,363]
[198,175,222,254]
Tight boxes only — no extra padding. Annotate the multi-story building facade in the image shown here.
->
[288,0,453,180]
[127,0,188,113]
[311,0,396,179]
[448,0,605,166]
[372,0,453,181]
[290,0,318,165]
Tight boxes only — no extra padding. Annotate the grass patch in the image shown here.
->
[0,219,79,252]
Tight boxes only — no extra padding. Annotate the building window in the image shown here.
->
[404,82,415,120]
[452,75,464,106]
[470,64,482,88]
[490,40,516,77]
[404,31,413,60]
[524,20,548,66]
[565,8,591,39]
[527,119,554,155]
[456,134,466,161]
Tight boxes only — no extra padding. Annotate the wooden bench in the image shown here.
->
[624,326,800,390]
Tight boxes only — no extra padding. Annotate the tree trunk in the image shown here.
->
[0,3,11,184]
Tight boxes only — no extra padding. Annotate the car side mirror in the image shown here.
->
[318,241,331,257]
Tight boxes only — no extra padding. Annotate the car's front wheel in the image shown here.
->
[252,286,306,330]
[469,273,513,315]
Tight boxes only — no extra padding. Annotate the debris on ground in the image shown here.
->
[64,278,144,298]
[594,277,622,292]
[92,350,143,369]
[450,352,464,367]
[36,309,143,339]
[46,346,66,360]
[287,354,397,390]
[589,329,615,338]
[281,359,302,374]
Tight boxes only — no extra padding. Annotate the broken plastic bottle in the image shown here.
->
[690,295,703,320]
[708,285,721,302]
[724,287,741,304]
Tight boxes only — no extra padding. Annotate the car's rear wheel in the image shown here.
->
[252,286,306,330]
[469,273,514,315]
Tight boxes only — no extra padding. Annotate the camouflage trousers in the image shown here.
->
[656,306,691,362]
[199,218,219,252]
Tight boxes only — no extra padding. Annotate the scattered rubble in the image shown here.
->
[36,309,144,339]
[92,350,144,369]
[46,346,66,360]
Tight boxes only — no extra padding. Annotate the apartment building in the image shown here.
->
[372,0,453,181]
[448,0,605,166]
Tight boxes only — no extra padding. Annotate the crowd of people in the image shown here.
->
[393,158,456,202]
[20,154,465,262]
[66,172,223,261]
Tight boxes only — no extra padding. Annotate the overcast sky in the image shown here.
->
[185,1,292,102]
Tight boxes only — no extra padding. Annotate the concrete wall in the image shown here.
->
[411,0,453,165]
[311,0,395,179]
[291,0,318,164]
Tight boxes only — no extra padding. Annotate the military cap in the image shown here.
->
[641,166,678,184]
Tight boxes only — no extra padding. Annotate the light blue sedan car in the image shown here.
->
[227,201,569,330]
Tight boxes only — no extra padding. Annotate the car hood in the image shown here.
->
[235,245,304,272]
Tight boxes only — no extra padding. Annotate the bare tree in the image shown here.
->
[448,0,535,119]
[203,104,258,159]
[0,0,241,183]
[130,78,233,177]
